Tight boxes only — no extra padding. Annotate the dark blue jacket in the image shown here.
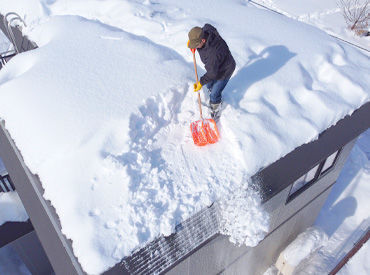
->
[198,24,236,85]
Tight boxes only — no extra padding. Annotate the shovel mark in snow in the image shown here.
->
[105,86,191,240]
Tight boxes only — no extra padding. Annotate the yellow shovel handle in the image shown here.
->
[192,51,203,120]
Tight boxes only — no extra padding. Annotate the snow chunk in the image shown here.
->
[283,226,328,266]
[219,181,270,247]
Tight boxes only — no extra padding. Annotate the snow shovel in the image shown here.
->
[190,49,220,146]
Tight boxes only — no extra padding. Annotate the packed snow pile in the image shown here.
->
[218,180,270,247]
[283,226,328,266]
[0,191,28,226]
[0,0,369,274]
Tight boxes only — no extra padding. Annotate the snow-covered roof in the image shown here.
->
[0,1,369,274]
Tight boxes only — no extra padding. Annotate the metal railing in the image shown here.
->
[3,12,27,54]
[0,12,26,68]
[0,173,15,192]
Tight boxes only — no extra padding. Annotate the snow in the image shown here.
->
[253,0,370,50]
[282,227,328,266]
[339,241,370,275]
[0,191,28,226]
[219,180,270,247]
[0,31,11,54]
[0,1,369,274]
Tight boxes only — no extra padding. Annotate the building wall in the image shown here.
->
[10,231,53,275]
[265,137,356,235]
[166,138,357,275]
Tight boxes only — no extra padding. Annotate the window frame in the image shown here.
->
[319,148,342,177]
[286,148,342,203]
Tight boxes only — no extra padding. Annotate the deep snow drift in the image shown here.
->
[0,1,369,274]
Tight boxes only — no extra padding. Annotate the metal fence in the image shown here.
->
[0,173,15,192]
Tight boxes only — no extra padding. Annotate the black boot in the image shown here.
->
[210,101,221,121]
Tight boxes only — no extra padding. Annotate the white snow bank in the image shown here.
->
[283,226,327,266]
[0,1,369,274]
[0,191,28,226]
[339,241,370,275]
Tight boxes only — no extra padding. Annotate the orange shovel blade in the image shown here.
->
[190,119,220,146]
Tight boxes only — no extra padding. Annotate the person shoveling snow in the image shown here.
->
[188,24,236,120]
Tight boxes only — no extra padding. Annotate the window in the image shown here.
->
[287,149,342,202]
[320,150,340,176]
[0,174,15,192]
[289,164,320,197]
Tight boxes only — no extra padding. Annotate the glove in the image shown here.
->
[193,81,202,92]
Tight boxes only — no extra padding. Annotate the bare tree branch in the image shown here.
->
[338,0,369,33]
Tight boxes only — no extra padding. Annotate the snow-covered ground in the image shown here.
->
[0,31,11,54]
[0,1,369,274]
[0,159,29,274]
[0,191,28,226]
[0,157,28,225]
[253,0,370,51]
[340,240,370,274]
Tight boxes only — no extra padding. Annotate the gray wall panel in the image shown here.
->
[276,139,356,229]
[11,231,53,275]
[0,220,33,248]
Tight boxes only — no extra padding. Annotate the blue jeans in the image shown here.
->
[206,78,230,104]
